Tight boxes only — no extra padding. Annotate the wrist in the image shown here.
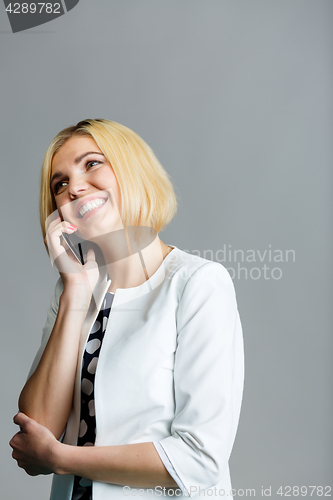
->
[60,287,92,313]
[52,441,74,476]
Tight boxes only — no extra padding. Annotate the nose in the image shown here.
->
[68,173,89,199]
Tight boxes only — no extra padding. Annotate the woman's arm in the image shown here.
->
[56,440,178,488]
[153,262,244,493]
[18,288,90,440]
[10,413,178,489]
[18,219,98,439]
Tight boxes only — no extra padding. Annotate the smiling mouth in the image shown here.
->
[78,198,107,218]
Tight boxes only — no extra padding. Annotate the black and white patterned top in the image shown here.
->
[71,292,115,500]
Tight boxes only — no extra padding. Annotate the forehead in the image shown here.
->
[51,136,101,174]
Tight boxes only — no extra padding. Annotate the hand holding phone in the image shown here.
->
[45,216,89,271]
[45,216,99,301]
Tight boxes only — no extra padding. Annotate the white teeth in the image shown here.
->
[79,198,106,217]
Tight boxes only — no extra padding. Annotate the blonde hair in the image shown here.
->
[40,119,178,241]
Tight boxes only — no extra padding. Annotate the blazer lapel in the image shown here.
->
[63,264,111,445]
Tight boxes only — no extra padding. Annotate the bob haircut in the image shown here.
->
[40,119,178,242]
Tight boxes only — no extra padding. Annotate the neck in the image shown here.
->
[90,227,172,293]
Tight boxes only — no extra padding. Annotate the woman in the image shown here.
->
[10,119,244,500]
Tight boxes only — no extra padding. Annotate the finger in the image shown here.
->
[45,216,61,233]
[48,221,78,239]
[26,468,39,476]
[46,219,76,238]
[46,224,80,268]
[9,431,21,448]
[47,224,78,254]
[62,222,78,233]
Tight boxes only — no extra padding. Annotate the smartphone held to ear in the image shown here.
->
[62,232,85,265]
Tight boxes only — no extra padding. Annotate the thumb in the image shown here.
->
[84,248,97,269]
[13,412,31,430]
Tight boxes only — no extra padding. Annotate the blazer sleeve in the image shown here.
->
[154,262,244,496]
[26,277,63,380]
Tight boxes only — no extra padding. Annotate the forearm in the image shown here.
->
[18,290,89,439]
[54,441,178,489]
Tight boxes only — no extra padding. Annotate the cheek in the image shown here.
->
[96,171,121,202]
[56,198,75,222]
[51,196,63,218]
[109,175,121,205]
[110,185,122,212]
[96,169,118,188]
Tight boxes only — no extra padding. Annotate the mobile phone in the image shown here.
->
[62,233,85,265]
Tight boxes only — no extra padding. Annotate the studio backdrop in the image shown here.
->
[0,1,332,499]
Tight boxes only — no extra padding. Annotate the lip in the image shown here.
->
[76,194,108,220]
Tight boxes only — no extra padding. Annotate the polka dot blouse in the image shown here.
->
[71,292,115,500]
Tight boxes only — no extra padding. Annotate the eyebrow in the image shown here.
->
[74,151,105,164]
[50,151,105,187]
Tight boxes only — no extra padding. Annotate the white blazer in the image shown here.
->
[28,245,244,499]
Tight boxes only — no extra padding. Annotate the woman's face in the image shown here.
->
[50,135,123,240]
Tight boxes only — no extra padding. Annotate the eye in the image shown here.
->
[86,160,102,169]
[54,180,68,195]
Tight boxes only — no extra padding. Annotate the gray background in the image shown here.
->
[1,1,332,498]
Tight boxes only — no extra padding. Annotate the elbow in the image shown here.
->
[185,434,235,495]
[200,454,227,491]
[161,435,231,496]
[184,458,229,497]
[17,377,38,418]
[17,391,65,440]
[17,381,30,415]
